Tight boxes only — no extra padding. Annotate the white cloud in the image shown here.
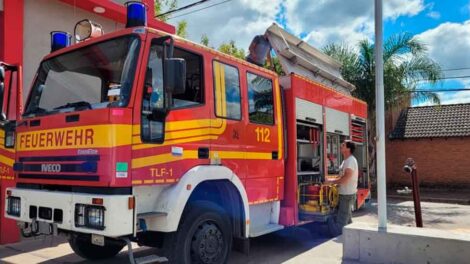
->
[416,20,470,69]
[284,0,425,49]
[438,91,470,105]
[168,0,425,52]
[170,0,281,50]
[426,11,441,19]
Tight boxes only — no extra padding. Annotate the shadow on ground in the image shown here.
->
[1,224,339,264]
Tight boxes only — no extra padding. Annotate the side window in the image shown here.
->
[141,44,164,142]
[172,48,204,108]
[141,43,204,143]
[213,61,241,120]
[247,72,274,125]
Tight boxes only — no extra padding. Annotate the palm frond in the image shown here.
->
[384,33,426,61]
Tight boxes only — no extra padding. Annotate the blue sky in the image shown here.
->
[171,0,470,106]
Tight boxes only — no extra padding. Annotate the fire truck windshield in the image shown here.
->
[24,35,141,117]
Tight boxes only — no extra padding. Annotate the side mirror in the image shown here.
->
[164,58,186,95]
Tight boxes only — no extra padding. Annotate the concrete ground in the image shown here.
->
[1,199,469,264]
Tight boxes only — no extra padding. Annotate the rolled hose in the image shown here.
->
[328,185,339,208]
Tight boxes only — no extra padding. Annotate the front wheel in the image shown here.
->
[164,201,232,264]
[69,235,124,260]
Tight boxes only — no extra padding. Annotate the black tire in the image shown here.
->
[164,201,232,264]
[68,235,124,260]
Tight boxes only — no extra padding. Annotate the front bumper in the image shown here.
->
[4,188,134,237]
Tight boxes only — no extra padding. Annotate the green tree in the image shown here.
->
[154,0,187,37]
[176,20,188,38]
[323,33,442,179]
[265,55,285,76]
[154,0,177,22]
[200,34,210,47]
[218,40,246,60]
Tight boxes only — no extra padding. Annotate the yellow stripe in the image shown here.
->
[131,150,273,169]
[220,64,227,117]
[132,150,199,169]
[132,119,225,135]
[154,179,165,183]
[166,179,176,183]
[133,127,222,143]
[132,135,217,150]
[274,78,283,159]
[132,119,226,146]
[0,154,14,167]
[132,180,143,185]
[144,179,154,184]
[214,62,223,117]
[215,151,272,160]
[17,125,132,151]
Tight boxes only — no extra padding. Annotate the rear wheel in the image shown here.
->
[164,201,232,264]
[69,235,124,260]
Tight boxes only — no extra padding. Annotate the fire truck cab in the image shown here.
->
[2,3,369,263]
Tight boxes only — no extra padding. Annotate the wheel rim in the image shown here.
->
[190,221,225,263]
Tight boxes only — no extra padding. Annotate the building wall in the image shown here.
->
[23,0,124,99]
[386,137,470,188]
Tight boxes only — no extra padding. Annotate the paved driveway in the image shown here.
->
[1,199,469,264]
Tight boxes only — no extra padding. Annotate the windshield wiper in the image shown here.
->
[54,101,92,111]
[23,107,47,117]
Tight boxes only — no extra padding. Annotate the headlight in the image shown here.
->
[75,204,105,230]
[7,196,21,217]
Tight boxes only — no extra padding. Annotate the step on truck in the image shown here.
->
[2,2,369,263]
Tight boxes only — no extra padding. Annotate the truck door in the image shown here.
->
[211,60,246,180]
[244,72,284,203]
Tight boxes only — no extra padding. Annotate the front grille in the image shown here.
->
[15,155,100,182]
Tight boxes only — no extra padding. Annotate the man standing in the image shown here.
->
[327,140,358,236]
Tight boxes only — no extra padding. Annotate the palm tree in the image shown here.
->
[323,33,442,180]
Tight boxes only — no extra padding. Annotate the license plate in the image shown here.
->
[91,234,105,246]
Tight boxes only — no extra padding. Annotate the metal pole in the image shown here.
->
[375,0,387,231]
[411,169,423,227]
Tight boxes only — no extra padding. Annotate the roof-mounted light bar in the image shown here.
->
[50,31,72,52]
[125,1,147,28]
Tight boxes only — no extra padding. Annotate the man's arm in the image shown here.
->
[330,168,354,185]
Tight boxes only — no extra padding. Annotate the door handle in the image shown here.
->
[198,147,209,159]
[272,151,278,160]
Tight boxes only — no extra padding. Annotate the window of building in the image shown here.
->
[213,61,241,120]
[247,72,274,125]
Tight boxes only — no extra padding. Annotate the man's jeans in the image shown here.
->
[328,194,355,236]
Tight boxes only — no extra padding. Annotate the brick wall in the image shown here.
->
[386,137,470,188]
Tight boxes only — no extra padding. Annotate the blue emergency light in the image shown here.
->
[50,31,72,52]
[125,1,147,28]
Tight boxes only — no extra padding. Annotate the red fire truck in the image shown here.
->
[2,3,369,263]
